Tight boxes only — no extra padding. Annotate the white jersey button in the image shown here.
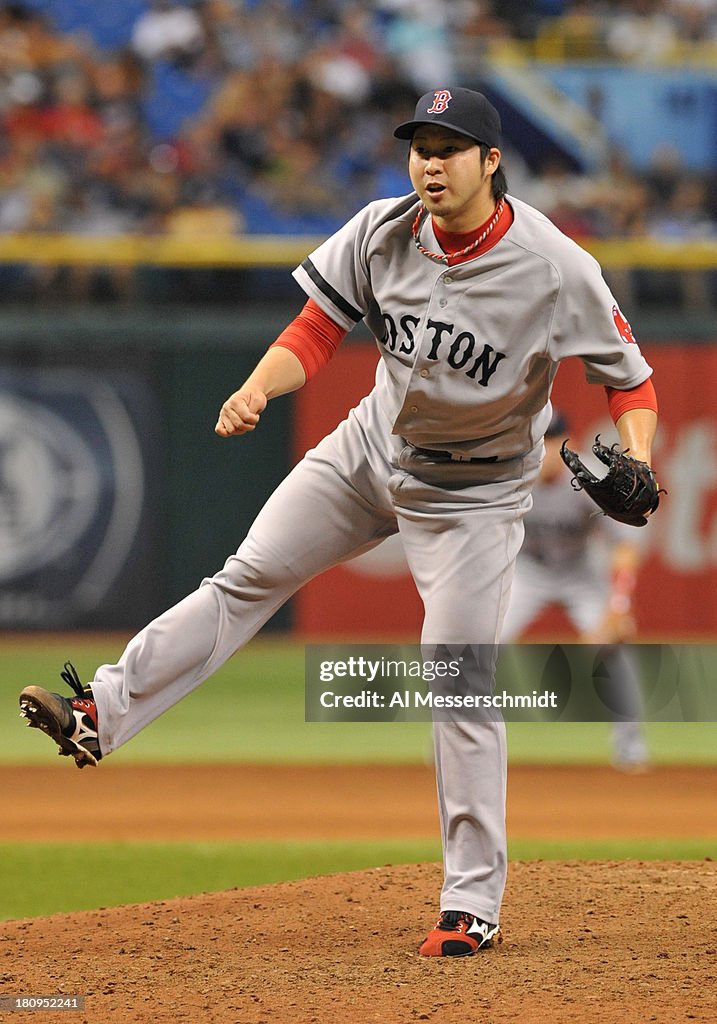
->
[419,369,429,378]
[439,298,447,307]
[444,275,453,284]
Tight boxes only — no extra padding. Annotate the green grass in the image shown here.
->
[506,838,715,860]
[0,840,441,921]
[3,837,713,922]
[505,721,717,764]
[4,635,717,765]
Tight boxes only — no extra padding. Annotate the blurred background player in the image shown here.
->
[501,409,649,771]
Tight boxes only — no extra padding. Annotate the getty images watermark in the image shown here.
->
[305,643,717,723]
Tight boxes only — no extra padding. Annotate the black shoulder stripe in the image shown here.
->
[300,258,363,323]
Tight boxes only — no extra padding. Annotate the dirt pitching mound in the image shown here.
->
[3,859,716,1024]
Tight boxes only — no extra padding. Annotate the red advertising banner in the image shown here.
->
[293,342,717,640]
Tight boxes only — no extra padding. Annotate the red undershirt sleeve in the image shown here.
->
[270,298,348,380]
[605,377,658,423]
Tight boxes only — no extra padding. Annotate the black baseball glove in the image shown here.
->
[560,435,662,527]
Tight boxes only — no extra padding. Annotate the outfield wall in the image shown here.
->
[0,305,714,635]
[293,342,717,640]
[0,306,296,630]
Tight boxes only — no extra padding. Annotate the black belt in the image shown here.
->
[397,444,519,490]
[411,446,499,464]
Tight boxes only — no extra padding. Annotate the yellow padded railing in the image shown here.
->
[0,233,715,270]
[0,234,325,268]
[486,34,717,66]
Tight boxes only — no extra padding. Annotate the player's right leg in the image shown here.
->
[20,662,101,769]
[20,409,398,765]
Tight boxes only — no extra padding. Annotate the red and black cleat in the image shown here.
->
[19,662,102,769]
[419,910,502,957]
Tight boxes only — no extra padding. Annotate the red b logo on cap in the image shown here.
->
[427,90,452,114]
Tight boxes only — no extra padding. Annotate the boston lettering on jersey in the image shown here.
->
[380,312,507,387]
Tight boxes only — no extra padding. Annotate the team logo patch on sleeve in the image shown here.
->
[612,305,637,344]
[427,90,452,114]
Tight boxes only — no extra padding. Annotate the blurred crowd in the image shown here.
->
[0,0,714,304]
[491,0,717,59]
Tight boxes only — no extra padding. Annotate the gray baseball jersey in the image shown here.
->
[87,190,653,927]
[294,193,651,458]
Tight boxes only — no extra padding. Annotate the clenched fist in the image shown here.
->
[215,388,268,437]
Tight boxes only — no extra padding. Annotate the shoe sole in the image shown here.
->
[19,686,98,769]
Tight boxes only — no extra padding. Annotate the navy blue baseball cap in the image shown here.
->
[394,88,502,148]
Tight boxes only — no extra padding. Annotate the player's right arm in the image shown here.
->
[216,196,394,440]
[215,346,306,437]
[215,299,347,437]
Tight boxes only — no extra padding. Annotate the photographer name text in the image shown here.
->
[319,689,559,710]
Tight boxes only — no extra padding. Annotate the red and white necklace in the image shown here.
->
[411,198,505,265]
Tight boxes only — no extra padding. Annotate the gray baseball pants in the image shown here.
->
[91,392,541,924]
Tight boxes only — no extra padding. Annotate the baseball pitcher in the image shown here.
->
[20,88,660,957]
